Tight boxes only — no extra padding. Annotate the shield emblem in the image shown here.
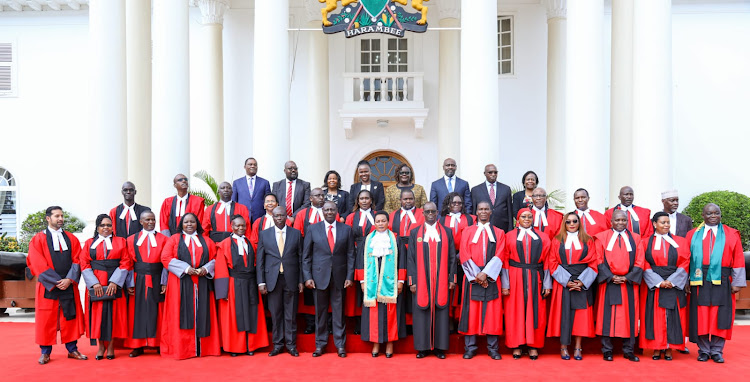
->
[360,0,389,19]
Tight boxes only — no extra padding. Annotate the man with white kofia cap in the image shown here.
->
[660,190,693,238]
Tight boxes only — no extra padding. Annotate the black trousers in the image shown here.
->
[267,272,298,349]
[313,279,346,348]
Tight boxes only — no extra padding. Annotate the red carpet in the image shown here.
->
[2,322,749,381]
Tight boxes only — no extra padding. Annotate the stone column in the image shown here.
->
[192,0,229,182]
[152,0,191,210]
[544,0,567,198]
[565,0,607,210]
[126,0,152,206]
[253,0,290,176]
[609,0,634,206]
[437,1,460,175]
[632,0,673,211]
[459,0,499,186]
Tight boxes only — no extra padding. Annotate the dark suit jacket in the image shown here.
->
[429,176,472,213]
[272,178,311,217]
[232,176,271,222]
[256,226,302,292]
[302,222,354,290]
[348,180,386,212]
[674,212,694,238]
[470,181,513,232]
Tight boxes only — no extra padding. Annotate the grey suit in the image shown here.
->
[272,178,311,217]
[673,212,694,238]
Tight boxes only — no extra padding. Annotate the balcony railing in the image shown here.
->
[342,72,424,105]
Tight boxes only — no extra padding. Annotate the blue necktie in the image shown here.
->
[448,178,453,193]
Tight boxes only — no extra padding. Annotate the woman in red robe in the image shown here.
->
[546,212,598,361]
[215,215,269,356]
[347,189,379,334]
[80,214,131,360]
[639,212,690,360]
[438,192,475,320]
[249,193,290,252]
[503,209,551,360]
[160,213,221,359]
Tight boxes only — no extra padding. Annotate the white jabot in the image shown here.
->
[175,194,188,216]
[370,231,392,258]
[532,206,548,227]
[703,225,718,240]
[668,212,677,235]
[216,200,232,215]
[183,232,203,247]
[606,230,632,251]
[424,223,441,242]
[361,184,371,191]
[516,227,539,242]
[263,214,274,229]
[619,205,640,221]
[448,212,462,228]
[400,208,417,224]
[119,203,137,221]
[359,209,374,227]
[653,233,679,250]
[136,230,157,247]
[565,231,582,250]
[472,223,495,243]
[231,234,249,256]
[576,209,597,226]
[90,235,113,250]
[309,207,324,223]
[48,227,69,251]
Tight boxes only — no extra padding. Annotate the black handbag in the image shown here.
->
[88,285,122,302]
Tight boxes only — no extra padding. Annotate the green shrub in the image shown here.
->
[20,210,86,241]
[0,233,22,252]
[683,190,750,251]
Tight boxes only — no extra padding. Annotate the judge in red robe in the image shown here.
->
[605,186,653,238]
[595,210,644,362]
[215,215,269,356]
[547,212,598,361]
[160,213,221,359]
[638,212,690,360]
[572,188,608,236]
[26,206,87,364]
[686,203,746,363]
[159,173,205,236]
[438,192,475,320]
[458,201,507,360]
[503,209,552,359]
[408,202,456,359]
[346,189,379,331]
[389,189,425,324]
[249,193,290,252]
[80,214,131,360]
[529,187,563,240]
[109,181,151,238]
[124,211,169,356]
[202,182,250,244]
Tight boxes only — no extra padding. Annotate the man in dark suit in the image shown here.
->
[470,164,513,232]
[272,161,311,224]
[661,189,693,237]
[303,201,355,358]
[258,206,303,357]
[348,160,385,212]
[232,157,272,222]
[429,158,472,213]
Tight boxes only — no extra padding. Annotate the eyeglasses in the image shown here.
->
[532,195,547,199]
[98,223,113,227]
[423,210,438,214]
[175,177,188,182]
[565,220,579,224]
[399,171,411,175]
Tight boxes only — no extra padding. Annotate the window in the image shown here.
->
[358,37,409,101]
[0,42,17,97]
[497,16,513,75]
[0,167,18,237]
[354,151,412,188]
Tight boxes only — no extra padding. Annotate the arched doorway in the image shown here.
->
[355,150,413,188]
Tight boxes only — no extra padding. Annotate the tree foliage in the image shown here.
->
[683,190,750,251]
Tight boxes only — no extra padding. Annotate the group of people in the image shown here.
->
[27,157,745,365]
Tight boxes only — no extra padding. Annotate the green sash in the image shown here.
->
[363,230,399,307]
[689,225,725,286]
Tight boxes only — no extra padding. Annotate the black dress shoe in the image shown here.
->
[385,353,393,358]
[697,353,709,362]
[129,348,144,358]
[416,351,428,359]
[678,347,690,354]
[246,351,255,356]
[353,329,361,335]
[652,352,661,360]
[95,355,103,361]
[268,347,284,357]
[106,355,115,360]
[304,326,315,335]
[312,348,324,357]
[434,350,446,359]
[664,354,673,361]
[337,348,347,358]
[711,354,725,364]
[288,348,299,357]
[603,351,613,361]
[372,352,380,358]
[230,353,240,357]
[463,350,476,359]
[489,351,502,360]
[623,353,639,362]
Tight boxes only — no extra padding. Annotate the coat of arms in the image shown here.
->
[319,0,429,38]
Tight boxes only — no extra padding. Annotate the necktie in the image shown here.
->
[286,181,293,217]
[448,177,453,193]
[278,231,285,273]
[708,229,715,254]
[327,225,335,252]
[401,214,408,236]
[489,183,496,205]
[248,177,254,198]
[176,198,183,226]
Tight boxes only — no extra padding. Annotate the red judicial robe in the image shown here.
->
[530,207,563,240]
[439,213,475,318]
[81,236,131,342]
[686,225,745,341]
[26,229,85,346]
[575,208,608,236]
[249,214,291,252]
[547,237,598,343]
[638,234,690,350]
[390,208,424,320]
[595,229,644,339]
[109,203,150,238]
[160,234,220,359]
[346,209,379,317]
[215,236,269,353]
[503,228,551,349]
[605,204,653,238]
[457,225,506,336]
[159,194,205,235]
[124,231,168,349]
[201,201,250,244]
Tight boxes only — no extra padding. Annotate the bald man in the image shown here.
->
[110,182,151,238]
[159,174,205,236]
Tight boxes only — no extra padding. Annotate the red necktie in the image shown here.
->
[327,225,335,252]
[489,183,496,205]
[126,213,130,233]
[708,229,715,254]
[313,209,320,224]
[286,181,293,217]
[401,213,408,236]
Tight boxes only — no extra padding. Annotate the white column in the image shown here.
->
[565,0,607,210]
[544,0,567,197]
[126,0,152,207]
[192,0,229,182]
[437,1,461,175]
[303,19,330,184]
[152,0,191,209]
[89,0,127,217]
[632,0,673,211]
[459,0,499,186]
[609,0,634,207]
[253,0,290,175]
